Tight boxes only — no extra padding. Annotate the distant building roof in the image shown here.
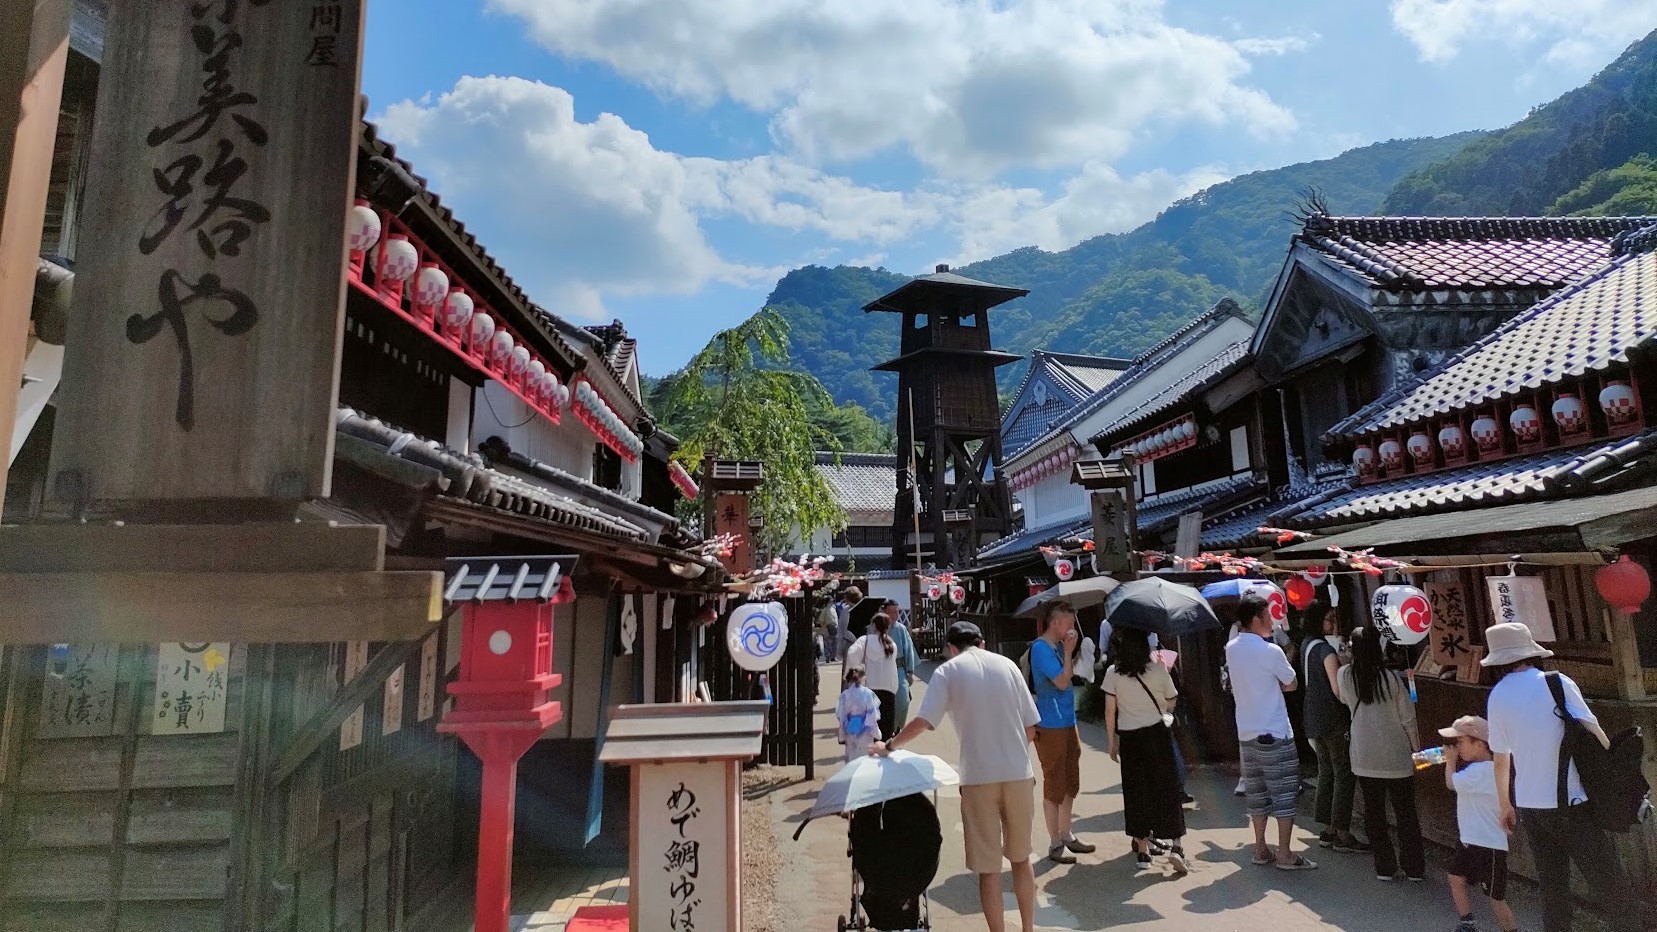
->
[1043,352,1135,397]
[1091,340,1253,447]
[814,452,897,516]
[1299,215,1657,293]
[1330,232,1657,438]
[863,264,1029,314]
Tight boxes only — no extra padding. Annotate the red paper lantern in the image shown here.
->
[1596,555,1652,615]
[1285,575,1316,610]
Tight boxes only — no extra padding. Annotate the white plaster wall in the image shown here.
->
[472,381,643,497]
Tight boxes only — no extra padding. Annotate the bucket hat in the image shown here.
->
[1437,715,1490,743]
[1479,621,1554,667]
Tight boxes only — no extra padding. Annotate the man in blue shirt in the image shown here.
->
[1029,600,1095,864]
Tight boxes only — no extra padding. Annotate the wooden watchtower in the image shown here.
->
[866,265,1025,569]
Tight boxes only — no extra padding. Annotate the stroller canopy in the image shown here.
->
[851,793,942,900]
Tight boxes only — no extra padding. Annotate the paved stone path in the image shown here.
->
[752,660,1550,932]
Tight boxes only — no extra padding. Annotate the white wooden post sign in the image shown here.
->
[1486,574,1556,642]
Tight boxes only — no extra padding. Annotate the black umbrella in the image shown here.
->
[1103,577,1222,639]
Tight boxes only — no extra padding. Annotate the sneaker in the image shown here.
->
[1376,873,1395,882]
[1234,779,1247,797]
[1166,847,1189,875]
[1406,875,1427,883]
[1182,792,1196,805]
[1135,851,1153,871]
[1333,837,1371,854]
[1064,837,1097,854]
[1048,845,1077,865]
[1317,831,1336,849]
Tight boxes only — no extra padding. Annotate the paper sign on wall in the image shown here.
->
[1426,580,1473,667]
[39,644,119,738]
[416,633,439,721]
[1485,575,1556,642]
[382,664,405,736]
[153,643,231,735]
[340,640,369,750]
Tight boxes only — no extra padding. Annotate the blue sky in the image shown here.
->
[362,0,1657,375]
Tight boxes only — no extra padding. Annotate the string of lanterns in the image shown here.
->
[921,572,967,605]
[668,461,700,500]
[571,376,644,463]
[1111,413,1198,462]
[1010,445,1078,491]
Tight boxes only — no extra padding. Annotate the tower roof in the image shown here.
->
[863,264,1029,314]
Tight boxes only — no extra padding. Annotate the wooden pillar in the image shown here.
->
[1608,605,1647,701]
[0,0,69,503]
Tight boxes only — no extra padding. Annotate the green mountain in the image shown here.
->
[767,132,1482,423]
[1384,29,1657,216]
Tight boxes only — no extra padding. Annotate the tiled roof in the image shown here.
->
[1300,215,1656,293]
[975,515,1093,562]
[1196,477,1347,550]
[335,408,649,541]
[1288,429,1657,527]
[1046,352,1134,397]
[1092,340,1251,445]
[1008,298,1251,465]
[1329,238,1657,438]
[1135,473,1261,533]
[863,268,1029,313]
[814,452,897,514]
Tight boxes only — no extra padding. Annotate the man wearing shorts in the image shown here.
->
[1028,601,1094,863]
[1225,590,1315,870]
[876,622,1041,932]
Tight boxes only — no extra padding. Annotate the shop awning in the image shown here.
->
[1274,484,1657,559]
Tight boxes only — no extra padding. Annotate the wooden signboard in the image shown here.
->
[152,641,231,735]
[1090,490,1132,575]
[1426,578,1474,668]
[49,0,365,504]
[1486,574,1556,642]
[636,762,733,932]
[714,492,755,573]
[39,643,118,737]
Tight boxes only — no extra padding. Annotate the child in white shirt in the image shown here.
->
[837,667,883,762]
[1439,715,1518,932]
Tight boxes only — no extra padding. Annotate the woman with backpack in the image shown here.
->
[1338,625,1424,882]
[1104,627,1188,874]
[1483,621,1641,932]
[846,612,901,739]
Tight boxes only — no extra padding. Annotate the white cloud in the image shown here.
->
[1234,34,1318,57]
[1389,0,1657,65]
[486,0,1295,179]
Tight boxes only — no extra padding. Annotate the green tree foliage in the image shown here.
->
[1549,154,1657,216]
[651,307,847,553]
[750,133,1478,420]
[1384,29,1657,216]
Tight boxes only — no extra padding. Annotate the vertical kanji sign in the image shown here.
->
[1426,578,1471,667]
[1090,490,1132,575]
[49,0,364,503]
[153,642,231,735]
[1485,575,1556,642]
[39,644,118,737]
[638,764,729,932]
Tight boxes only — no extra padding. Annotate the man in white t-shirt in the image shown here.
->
[1224,591,1314,871]
[875,622,1041,932]
[1483,622,1636,932]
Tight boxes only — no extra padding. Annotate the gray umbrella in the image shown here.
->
[1012,575,1121,619]
[1103,576,1222,639]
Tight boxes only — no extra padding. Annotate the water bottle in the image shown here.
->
[1412,746,1447,770]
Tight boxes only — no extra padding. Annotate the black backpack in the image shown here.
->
[1546,673,1651,832]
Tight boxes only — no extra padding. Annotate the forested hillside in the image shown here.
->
[768,133,1480,422]
[1383,29,1657,216]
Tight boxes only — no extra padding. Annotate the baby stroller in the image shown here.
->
[839,793,941,931]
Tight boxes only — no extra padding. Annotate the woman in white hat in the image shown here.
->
[1482,621,1637,932]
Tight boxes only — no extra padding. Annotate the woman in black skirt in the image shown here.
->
[1104,627,1188,874]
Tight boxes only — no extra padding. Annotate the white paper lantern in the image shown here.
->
[1438,424,1466,457]
[347,199,381,252]
[925,581,943,601]
[1371,584,1432,646]
[443,290,474,330]
[1407,431,1434,464]
[949,585,967,605]
[1551,392,1586,434]
[1177,419,1195,442]
[509,345,531,379]
[1054,558,1075,581]
[527,359,547,388]
[1352,443,1376,476]
[413,263,448,307]
[1510,404,1542,442]
[1378,438,1404,470]
[725,602,789,672]
[489,330,514,369]
[1471,413,1502,452]
[1600,380,1638,424]
[469,312,495,348]
[375,234,418,282]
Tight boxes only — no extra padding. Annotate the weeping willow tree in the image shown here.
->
[653,307,847,557]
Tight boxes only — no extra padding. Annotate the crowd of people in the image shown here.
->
[819,583,1639,932]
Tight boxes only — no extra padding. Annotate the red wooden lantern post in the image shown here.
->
[437,555,578,932]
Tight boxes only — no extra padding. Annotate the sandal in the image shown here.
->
[1251,850,1274,866]
[1275,855,1318,871]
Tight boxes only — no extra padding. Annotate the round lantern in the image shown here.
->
[509,345,532,379]
[527,359,547,391]
[469,312,495,348]
[347,199,381,252]
[1352,443,1377,477]
[925,581,944,602]
[1285,575,1316,610]
[1407,431,1434,465]
[1600,380,1638,424]
[1510,404,1542,442]
[1371,584,1432,646]
[1438,424,1467,458]
[1054,558,1075,582]
[725,602,789,672]
[443,289,475,330]
[949,585,967,605]
[1378,438,1404,470]
[1264,584,1287,627]
[1299,564,1328,585]
[1471,413,1502,452]
[1178,419,1196,442]
[374,234,418,282]
[489,329,515,369]
[1551,392,1586,434]
[413,262,448,308]
[1595,555,1652,615]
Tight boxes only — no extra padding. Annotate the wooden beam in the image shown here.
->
[1607,606,1648,701]
[0,0,70,503]
[0,570,442,644]
[0,521,386,573]
[269,638,425,784]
